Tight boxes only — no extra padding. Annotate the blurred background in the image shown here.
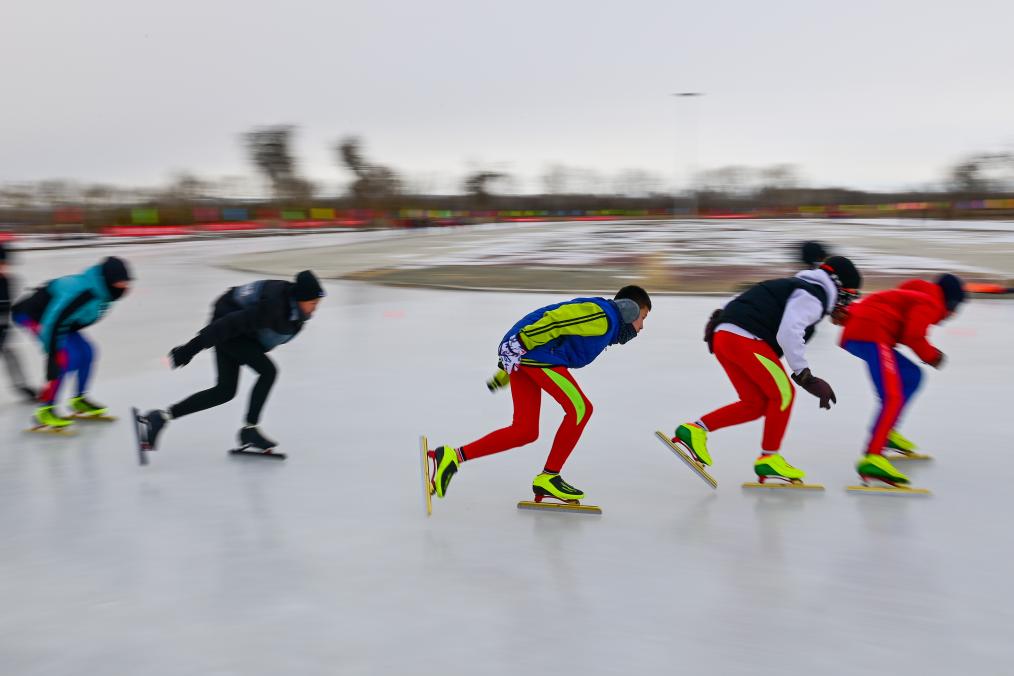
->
[3,0,1014,238]
[3,2,1014,675]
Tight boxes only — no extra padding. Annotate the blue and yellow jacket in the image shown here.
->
[502,297,623,369]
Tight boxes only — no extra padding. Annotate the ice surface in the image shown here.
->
[1,230,1012,675]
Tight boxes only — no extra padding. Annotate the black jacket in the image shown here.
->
[718,277,828,357]
[197,280,306,352]
[0,274,9,347]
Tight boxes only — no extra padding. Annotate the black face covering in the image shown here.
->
[101,257,131,301]
[617,323,638,345]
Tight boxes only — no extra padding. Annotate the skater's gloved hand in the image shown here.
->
[928,352,946,369]
[45,358,60,382]
[791,368,837,409]
[704,309,723,354]
[486,366,510,392]
[169,338,202,369]
[498,334,527,373]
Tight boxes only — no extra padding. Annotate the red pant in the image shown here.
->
[701,331,795,452]
[462,366,593,473]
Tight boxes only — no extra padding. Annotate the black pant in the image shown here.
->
[170,337,276,425]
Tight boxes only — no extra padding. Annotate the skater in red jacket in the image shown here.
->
[839,274,966,486]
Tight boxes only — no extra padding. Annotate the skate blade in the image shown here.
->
[229,446,286,460]
[69,413,117,422]
[888,453,933,461]
[25,426,76,436]
[742,481,824,491]
[654,430,717,489]
[517,500,602,514]
[420,435,433,517]
[846,485,931,495]
[131,407,149,466]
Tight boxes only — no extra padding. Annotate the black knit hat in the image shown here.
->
[820,255,862,290]
[936,273,966,311]
[293,270,325,301]
[101,256,132,285]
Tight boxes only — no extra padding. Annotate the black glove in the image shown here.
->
[792,368,837,410]
[704,309,723,354]
[928,352,946,369]
[169,338,203,369]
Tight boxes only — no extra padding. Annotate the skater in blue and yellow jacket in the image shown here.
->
[429,285,651,504]
[12,257,132,430]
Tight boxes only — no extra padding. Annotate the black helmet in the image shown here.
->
[820,255,862,291]
[936,273,966,312]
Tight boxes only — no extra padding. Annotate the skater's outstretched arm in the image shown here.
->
[39,290,94,380]
[170,304,267,368]
[775,291,824,375]
[899,304,943,366]
[517,302,610,349]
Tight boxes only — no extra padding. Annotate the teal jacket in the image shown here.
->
[16,265,116,374]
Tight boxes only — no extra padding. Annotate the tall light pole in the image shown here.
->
[672,92,704,219]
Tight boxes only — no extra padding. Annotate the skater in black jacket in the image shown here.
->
[136,270,325,453]
[0,243,36,402]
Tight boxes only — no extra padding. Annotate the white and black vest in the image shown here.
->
[719,278,829,357]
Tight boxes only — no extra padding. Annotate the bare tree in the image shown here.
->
[463,171,508,203]
[947,152,1014,194]
[336,136,402,202]
[244,125,305,200]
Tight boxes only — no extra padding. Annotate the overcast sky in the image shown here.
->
[2,0,1012,194]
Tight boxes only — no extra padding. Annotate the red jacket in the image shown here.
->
[839,279,946,364]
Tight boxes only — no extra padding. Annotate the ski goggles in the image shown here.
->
[835,288,860,308]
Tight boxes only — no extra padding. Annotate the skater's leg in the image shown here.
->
[750,350,795,453]
[168,346,240,419]
[528,366,593,473]
[3,343,31,394]
[893,350,922,423]
[63,333,94,396]
[38,347,69,405]
[234,344,276,425]
[844,341,906,456]
[460,366,542,460]
[699,332,770,433]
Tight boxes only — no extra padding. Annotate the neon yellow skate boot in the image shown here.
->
[754,453,806,482]
[431,445,462,498]
[70,395,109,418]
[856,453,910,486]
[33,405,74,430]
[532,472,585,502]
[886,430,917,456]
[674,423,712,466]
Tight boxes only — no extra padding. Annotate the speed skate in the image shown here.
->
[654,430,717,489]
[517,492,602,515]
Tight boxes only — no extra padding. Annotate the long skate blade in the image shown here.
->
[25,426,76,436]
[131,407,149,466]
[229,447,286,460]
[420,435,433,517]
[888,453,933,461]
[742,482,825,491]
[70,414,117,422]
[517,501,602,514]
[846,485,931,496]
[654,431,717,489]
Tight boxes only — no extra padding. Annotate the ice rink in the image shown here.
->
[2,226,1012,675]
